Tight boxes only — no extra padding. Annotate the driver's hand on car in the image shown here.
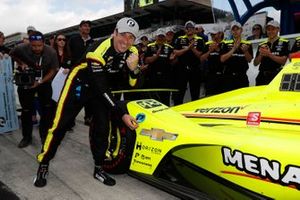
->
[122,114,139,130]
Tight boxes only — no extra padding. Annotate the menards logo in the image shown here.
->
[222,147,300,190]
[195,106,247,114]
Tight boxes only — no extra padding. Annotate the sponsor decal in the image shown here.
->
[136,113,146,123]
[140,128,177,141]
[276,45,283,51]
[127,19,136,27]
[232,53,245,57]
[141,154,151,161]
[246,112,261,126]
[293,62,300,67]
[134,152,151,161]
[152,107,168,113]
[272,51,280,56]
[133,159,152,168]
[210,52,220,56]
[195,106,246,114]
[136,99,162,109]
[222,147,300,189]
[135,142,162,155]
[0,117,6,127]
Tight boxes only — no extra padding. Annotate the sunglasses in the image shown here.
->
[57,38,66,41]
[29,35,43,41]
[252,27,260,31]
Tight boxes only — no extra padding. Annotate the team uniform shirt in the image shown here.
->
[255,37,289,72]
[291,36,300,53]
[203,40,223,74]
[174,34,204,67]
[220,39,253,74]
[145,41,174,76]
[80,37,139,110]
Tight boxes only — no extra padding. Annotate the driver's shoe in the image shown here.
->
[33,163,49,187]
[93,166,116,186]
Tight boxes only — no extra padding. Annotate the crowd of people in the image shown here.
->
[0,17,300,188]
[135,19,296,102]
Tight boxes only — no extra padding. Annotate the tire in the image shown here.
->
[102,118,136,174]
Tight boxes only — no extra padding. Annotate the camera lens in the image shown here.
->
[20,75,30,83]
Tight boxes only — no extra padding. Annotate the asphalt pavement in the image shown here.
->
[0,113,178,200]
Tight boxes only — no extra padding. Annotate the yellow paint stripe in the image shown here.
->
[106,120,112,158]
[113,129,121,157]
[38,63,88,162]
[129,76,137,87]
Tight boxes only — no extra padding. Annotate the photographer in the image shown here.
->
[10,31,59,148]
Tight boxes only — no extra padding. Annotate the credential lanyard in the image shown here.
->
[36,57,43,81]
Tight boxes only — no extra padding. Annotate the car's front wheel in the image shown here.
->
[102,119,136,174]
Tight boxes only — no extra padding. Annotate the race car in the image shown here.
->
[102,57,300,199]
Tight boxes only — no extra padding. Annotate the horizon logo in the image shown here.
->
[136,142,142,150]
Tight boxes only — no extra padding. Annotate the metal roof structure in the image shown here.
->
[45,0,218,39]
[5,0,229,46]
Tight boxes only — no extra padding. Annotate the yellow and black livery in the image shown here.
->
[38,37,139,167]
[103,57,300,199]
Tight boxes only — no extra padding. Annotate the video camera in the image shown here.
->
[14,68,39,87]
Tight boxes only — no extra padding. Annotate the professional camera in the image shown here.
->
[14,68,36,87]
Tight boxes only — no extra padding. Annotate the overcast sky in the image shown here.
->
[0,0,123,36]
[0,0,280,36]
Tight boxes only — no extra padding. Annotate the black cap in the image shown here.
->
[79,20,91,27]
[140,35,148,41]
[29,31,44,41]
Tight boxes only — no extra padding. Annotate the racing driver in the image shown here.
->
[34,17,140,187]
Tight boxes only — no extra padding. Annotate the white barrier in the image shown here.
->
[0,57,19,134]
